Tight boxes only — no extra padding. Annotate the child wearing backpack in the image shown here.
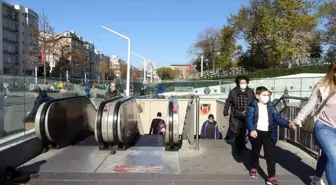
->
[246,86,296,185]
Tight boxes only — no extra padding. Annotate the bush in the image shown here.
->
[209,65,328,80]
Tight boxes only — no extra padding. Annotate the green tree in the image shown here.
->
[157,67,174,80]
[217,26,241,70]
[230,0,318,68]
[319,1,336,47]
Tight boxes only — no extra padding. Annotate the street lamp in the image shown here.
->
[101,26,131,96]
[131,52,147,83]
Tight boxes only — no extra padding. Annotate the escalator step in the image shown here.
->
[134,135,164,147]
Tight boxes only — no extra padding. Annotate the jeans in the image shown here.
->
[314,120,336,184]
[315,150,327,177]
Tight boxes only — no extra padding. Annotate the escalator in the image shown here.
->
[95,96,181,151]
[35,96,122,148]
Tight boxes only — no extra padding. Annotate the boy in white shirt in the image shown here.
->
[246,86,296,185]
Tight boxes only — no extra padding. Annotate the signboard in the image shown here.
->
[112,165,163,173]
[204,87,211,94]
[200,104,211,115]
[174,87,193,92]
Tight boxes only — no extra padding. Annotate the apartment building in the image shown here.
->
[1,2,38,75]
[0,0,3,75]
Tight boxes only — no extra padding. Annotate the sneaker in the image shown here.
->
[311,179,326,185]
[249,168,257,178]
[267,177,279,185]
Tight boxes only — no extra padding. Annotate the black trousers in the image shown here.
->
[235,126,247,150]
[251,130,276,177]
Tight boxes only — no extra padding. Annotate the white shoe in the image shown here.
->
[311,179,326,185]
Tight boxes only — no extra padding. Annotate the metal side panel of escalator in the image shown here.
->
[99,96,181,151]
[34,96,100,148]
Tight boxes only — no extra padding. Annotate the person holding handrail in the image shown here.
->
[291,60,336,185]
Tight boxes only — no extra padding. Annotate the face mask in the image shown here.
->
[240,84,247,89]
[208,119,213,123]
[260,96,269,104]
[111,87,116,91]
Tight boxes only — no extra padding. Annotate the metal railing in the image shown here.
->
[274,94,320,159]
[182,95,200,150]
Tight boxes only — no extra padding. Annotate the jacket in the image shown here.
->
[104,90,120,100]
[223,86,255,136]
[201,120,221,139]
[149,117,165,135]
[246,99,290,144]
[293,85,330,126]
[30,91,54,116]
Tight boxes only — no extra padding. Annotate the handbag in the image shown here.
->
[302,91,335,133]
[233,109,246,119]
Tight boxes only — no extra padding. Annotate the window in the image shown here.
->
[9,21,13,29]
[8,56,12,63]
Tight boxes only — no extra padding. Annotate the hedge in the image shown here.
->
[209,65,328,80]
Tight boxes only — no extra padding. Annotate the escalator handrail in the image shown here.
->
[168,98,174,147]
[112,96,136,144]
[38,96,94,143]
[96,96,124,145]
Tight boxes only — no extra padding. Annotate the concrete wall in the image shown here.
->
[160,74,325,99]
[136,98,221,135]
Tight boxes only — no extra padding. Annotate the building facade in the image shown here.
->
[2,2,19,74]
[0,0,4,75]
[14,4,39,75]
[1,2,38,75]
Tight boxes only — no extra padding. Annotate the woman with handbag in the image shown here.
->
[291,60,336,185]
[224,75,255,154]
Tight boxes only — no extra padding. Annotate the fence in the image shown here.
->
[274,94,320,159]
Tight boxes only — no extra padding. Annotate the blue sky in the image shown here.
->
[10,0,249,68]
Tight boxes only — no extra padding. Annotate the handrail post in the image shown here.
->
[195,96,200,150]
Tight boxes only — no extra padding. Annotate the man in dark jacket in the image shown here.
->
[223,75,255,154]
[23,87,54,123]
[104,82,120,100]
[149,112,165,135]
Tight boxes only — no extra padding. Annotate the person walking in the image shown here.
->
[291,60,336,185]
[223,75,255,154]
[247,86,296,185]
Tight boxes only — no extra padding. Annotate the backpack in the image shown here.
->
[157,120,166,135]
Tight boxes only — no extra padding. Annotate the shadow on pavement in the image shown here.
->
[227,139,314,184]
[0,160,46,184]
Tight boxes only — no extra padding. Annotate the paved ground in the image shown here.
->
[17,140,323,185]
[24,173,310,185]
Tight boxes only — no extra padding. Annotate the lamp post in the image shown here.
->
[101,26,131,96]
[131,52,147,83]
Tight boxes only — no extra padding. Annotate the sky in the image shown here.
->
[10,0,249,68]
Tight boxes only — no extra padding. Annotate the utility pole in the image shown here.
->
[200,55,204,78]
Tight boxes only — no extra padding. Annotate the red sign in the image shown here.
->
[188,65,192,71]
[41,51,45,64]
[112,165,163,173]
[200,104,211,115]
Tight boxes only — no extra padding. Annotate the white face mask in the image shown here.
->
[240,84,247,89]
[260,96,269,104]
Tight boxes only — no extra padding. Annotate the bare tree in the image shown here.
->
[38,11,57,83]
[98,59,115,80]
[190,27,220,73]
